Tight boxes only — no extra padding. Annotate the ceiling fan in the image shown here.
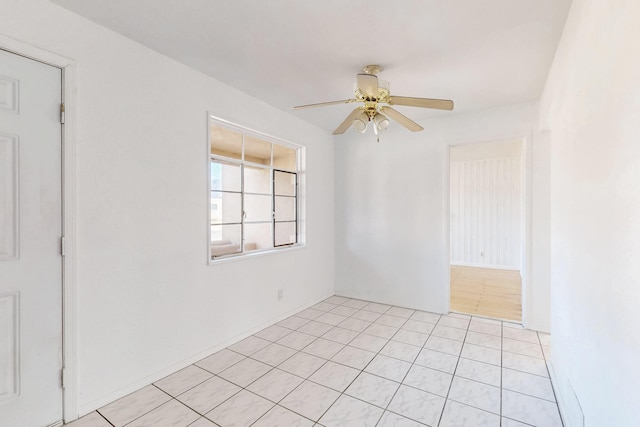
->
[293,65,454,136]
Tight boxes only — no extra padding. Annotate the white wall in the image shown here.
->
[1,0,335,417]
[540,0,640,425]
[450,140,523,269]
[335,102,551,330]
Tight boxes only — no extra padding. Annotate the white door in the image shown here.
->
[0,49,63,426]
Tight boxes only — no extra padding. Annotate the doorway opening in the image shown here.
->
[449,139,524,321]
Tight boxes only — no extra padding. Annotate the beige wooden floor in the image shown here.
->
[450,265,522,321]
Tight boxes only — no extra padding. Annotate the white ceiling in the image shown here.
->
[52,0,571,133]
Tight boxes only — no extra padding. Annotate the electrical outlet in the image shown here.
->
[277,289,283,300]
[480,251,485,257]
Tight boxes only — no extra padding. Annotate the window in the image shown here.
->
[209,118,301,260]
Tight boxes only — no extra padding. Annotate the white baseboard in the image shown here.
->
[76,292,333,418]
[548,361,584,427]
[451,262,520,271]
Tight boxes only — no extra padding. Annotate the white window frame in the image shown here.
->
[207,114,305,264]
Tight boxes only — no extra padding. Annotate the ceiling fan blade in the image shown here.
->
[293,99,357,109]
[381,106,424,132]
[333,108,365,135]
[388,96,454,110]
[357,73,379,98]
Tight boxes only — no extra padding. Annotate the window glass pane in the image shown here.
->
[211,191,242,224]
[245,223,273,251]
[275,222,296,246]
[211,160,241,192]
[244,165,271,194]
[244,136,272,165]
[274,196,296,221]
[211,124,242,159]
[211,224,241,257]
[244,194,272,222]
[273,144,296,171]
[274,170,296,196]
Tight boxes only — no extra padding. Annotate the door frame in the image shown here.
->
[444,133,532,327]
[0,35,78,422]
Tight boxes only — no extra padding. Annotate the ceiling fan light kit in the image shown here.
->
[293,65,454,138]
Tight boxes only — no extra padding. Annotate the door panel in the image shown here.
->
[0,49,63,426]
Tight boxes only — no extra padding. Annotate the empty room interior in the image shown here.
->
[1,0,639,426]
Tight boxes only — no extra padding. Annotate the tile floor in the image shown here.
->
[67,296,561,427]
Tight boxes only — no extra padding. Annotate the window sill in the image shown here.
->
[208,243,305,266]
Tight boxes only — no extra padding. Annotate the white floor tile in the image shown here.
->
[376,411,427,426]
[502,351,549,377]
[295,308,325,320]
[176,376,241,414]
[403,365,453,397]
[195,349,245,374]
[65,412,112,427]
[330,345,376,370]
[330,305,359,317]
[460,342,501,366]
[309,361,360,392]
[254,325,292,342]
[188,417,217,427]
[538,332,551,346]
[464,331,502,350]
[217,358,271,387]
[414,348,459,374]
[348,333,388,353]
[431,324,467,342]
[205,390,274,427]
[252,405,314,427]
[311,302,339,312]
[375,314,408,328]
[387,385,446,426]
[337,317,373,332]
[228,336,271,356]
[502,389,563,427]
[154,365,213,397]
[364,354,412,383]
[280,380,340,421]
[391,329,429,347]
[319,394,384,427]
[345,372,400,407]
[410,311,441,324]
[502,368,556,401]
[251,343,297,366]
[351,310,382,322]
[321,326,359,345]
[386,307,415,318]
[278,352,326,378]
[277,316,311,330]
[98,385,171,427]
[448,377,501,415]
[438,399,500,427]
[247,368,304,402]
[302,338,345,359]
[424,335,463,356]
[438,315,470,330]
[401,319,435,334]
[342,299,369,309]
[126,399,199,427]
[363,323,399,339]
[380,340,421,363]
[325,296,349,305]
[501,417,532,427]
[298,320,334,337]
[315,312,349,326]
[467,320,502,337]
[502,327,540,344]
[455,358,501,387]
[276,330,317,350]
[503,338,544,359]
[363,302,392,313]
